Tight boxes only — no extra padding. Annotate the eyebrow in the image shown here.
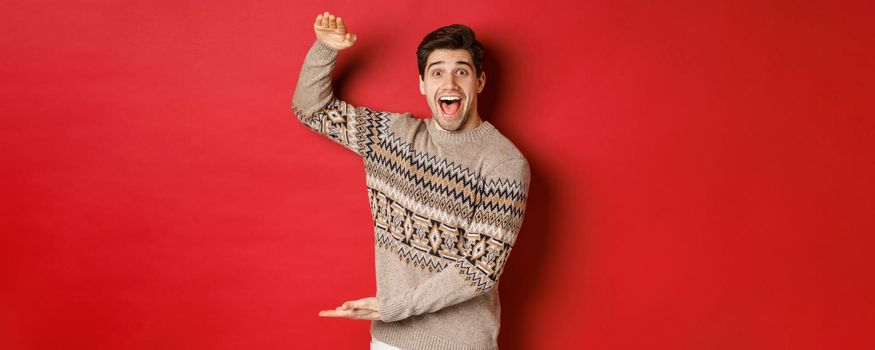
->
[427,60,474,71]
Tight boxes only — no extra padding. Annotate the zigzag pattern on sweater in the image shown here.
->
[293,98,390,158]
[375,224,449,272]
[365,133,527,234]
[473,178,529,241]
[368,187,516,293]
[366,134,480,202]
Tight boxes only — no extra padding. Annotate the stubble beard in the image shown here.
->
[432,102,469,132]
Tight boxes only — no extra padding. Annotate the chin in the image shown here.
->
[435,114,467,131]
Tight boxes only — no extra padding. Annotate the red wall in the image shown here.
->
[2,0,874,349]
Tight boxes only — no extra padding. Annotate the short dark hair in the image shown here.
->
[417,24,484,78]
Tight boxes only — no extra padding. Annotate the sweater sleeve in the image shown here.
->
[291,39,392,158]
[377,158,531,322]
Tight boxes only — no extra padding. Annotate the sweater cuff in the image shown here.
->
[378,296,405,322]
[310,39,338,60]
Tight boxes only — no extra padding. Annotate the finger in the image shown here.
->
[343,300,361,311]
[337,17,347,33]
[348,310,379,319]
[351,308,374,316]
[328,14,337,30]
[319,309,355,317]
[318,308,374,318]
[315,14,322,27]
[321,11,330,28]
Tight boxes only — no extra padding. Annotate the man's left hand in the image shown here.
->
[318,297,381,321]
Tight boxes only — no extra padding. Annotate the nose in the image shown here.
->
[443,76,461,90]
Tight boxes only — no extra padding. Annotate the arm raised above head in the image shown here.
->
[292,11,358,117]
[291,12,393,158]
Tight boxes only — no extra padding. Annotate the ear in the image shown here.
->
[419,75,425,95]
[477,71,486,93]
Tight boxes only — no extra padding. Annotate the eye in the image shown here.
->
[457,69,468,76]
[431,70,442,77]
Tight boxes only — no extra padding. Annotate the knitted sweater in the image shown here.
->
[291,39,530,350]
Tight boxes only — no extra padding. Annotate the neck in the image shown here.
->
[427,115,495,144]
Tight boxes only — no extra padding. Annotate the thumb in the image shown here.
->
[346,33,357,42]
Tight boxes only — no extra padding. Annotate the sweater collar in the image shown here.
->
[426,118,496,144]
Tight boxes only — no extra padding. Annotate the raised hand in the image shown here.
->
[313,11,357,50]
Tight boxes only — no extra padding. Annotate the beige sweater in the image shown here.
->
[292,39,530,350]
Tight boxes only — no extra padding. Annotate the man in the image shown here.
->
[292,11,530,350]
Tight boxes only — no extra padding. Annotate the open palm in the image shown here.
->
[313,11,356,50]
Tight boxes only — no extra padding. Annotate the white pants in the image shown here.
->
[370,337,401,350]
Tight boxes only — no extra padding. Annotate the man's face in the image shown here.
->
[419,49,486,132]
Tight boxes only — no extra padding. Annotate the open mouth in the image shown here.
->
[438,95,462,119]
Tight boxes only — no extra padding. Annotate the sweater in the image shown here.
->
[291,39,530,350]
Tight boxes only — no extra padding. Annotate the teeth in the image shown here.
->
[439,96,461,102]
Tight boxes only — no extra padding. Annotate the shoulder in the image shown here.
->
[383,111,419,129]
[481,123,527,162]
[376,111,426,140]
[481,125,530,183]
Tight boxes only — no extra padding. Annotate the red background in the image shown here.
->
[2,0,874,349]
